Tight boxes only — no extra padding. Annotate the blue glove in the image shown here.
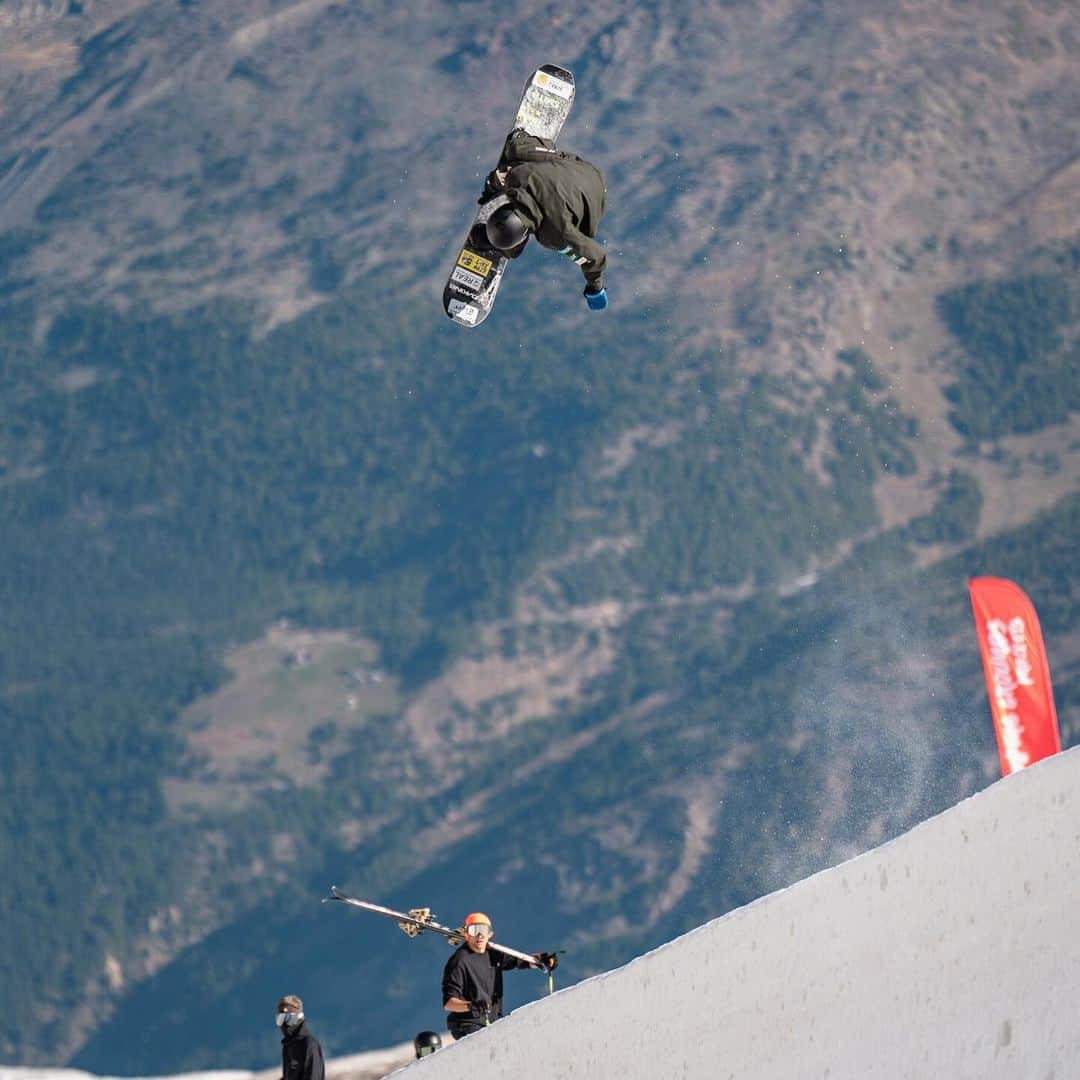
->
[584,286,608,311]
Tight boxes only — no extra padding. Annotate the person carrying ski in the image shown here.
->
[275,994,325,1080]
[442,911,558,1040]
[478,129,610,311]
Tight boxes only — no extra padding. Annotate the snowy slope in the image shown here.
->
[391,747,1080,1079]
[0,1074,249,1080]
[0,1073,251,1080]
[0,1042,414,1080]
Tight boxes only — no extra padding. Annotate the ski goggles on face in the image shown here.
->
[276,1011,302,1027]
[465,923,492,938]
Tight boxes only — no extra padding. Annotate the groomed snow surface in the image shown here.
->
[397,746,1079,1079]
[0,1043,415,1080]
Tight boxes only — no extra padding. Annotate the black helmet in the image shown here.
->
[413,1030,442,1058]
[486,204,529,251]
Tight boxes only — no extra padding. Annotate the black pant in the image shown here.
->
[447,1014,494,1041]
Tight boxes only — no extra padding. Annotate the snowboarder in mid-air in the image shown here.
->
[477,128,609,311]
[442,911,559,1041]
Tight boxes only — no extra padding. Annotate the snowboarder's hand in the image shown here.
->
[534,951,559,972]
[477,169,506,204]
[470,996,491,1018]
[584,286,608,311]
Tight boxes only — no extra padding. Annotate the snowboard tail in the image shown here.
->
[442,65,575,328]
[514,64,576,141]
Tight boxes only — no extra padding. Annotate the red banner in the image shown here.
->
[969,577,1061,776]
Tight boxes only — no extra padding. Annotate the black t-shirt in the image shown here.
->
[442,944,524,1032]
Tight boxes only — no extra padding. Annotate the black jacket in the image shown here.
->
[281,1019,325,1080]
[492,129,608,291]
[442,943,531,1038]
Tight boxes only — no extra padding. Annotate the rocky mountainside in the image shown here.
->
[3,0,1077,530]
[1,0,1077,1071]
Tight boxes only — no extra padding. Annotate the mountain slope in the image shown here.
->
[0,0,1077,1069]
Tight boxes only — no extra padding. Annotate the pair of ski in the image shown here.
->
[324,885,553,982]
[441,64,576,328]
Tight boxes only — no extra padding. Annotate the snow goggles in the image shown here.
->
[276,1011,303,1027]
[465,923,492,937]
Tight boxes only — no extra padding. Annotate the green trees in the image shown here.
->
[1,269,1073,1069]
[907,470,983,545]
[938,267,1079,439]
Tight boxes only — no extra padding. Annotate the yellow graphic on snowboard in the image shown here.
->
[457,249,493,277]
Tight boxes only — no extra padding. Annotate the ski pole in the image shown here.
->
[541,949,566,994]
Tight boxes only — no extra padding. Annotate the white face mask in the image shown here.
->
[276,1011,303,1030]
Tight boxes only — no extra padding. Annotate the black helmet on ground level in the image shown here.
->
[414,1030,442,1058]
[485,204,530,251]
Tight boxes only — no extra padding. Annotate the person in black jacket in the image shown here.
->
[478,129,610,311]
[275,994,325,1080]
[441,911,558,1041]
